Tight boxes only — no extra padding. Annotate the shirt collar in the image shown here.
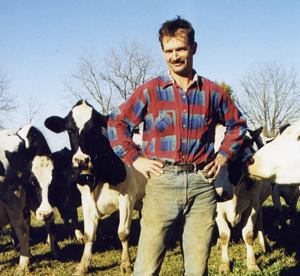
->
[162,69,200,89]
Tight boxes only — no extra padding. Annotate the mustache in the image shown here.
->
[170,58,184,64]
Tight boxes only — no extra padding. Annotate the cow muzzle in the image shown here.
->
[73,148,92,170]
[36,208,57,221]
[74,157,91,170]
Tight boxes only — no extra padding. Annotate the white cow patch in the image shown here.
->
[17,124,33,149]
[72,101,93,134]
[0,129,24,174]
[31,155,57,221]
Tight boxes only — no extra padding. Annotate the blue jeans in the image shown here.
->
[133,170,216,276]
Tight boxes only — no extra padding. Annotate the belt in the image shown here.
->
[162,163,206,173]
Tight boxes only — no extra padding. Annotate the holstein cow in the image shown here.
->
[245,121,300,237]
[44,100,147,275]
[214,125,272,273]
[0,129,33,275]
[18,125,82,241]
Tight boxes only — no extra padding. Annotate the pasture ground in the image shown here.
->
[1,196,300,275]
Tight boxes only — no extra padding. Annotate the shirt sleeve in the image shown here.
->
[215,85,247,161]
[108,84,148,166]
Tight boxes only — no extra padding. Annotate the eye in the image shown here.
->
[67,128,74,134]
[297,135,300,141]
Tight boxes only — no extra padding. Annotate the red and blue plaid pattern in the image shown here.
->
[108,72,247,166]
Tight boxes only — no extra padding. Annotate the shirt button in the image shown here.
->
[183,95,186,99]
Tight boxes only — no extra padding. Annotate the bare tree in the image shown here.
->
[63,38,165,114]
[0,69,16,128]
[63,47,113,114]
[101,38,165,102]
[236,61,300,137]
[23,93,42,124]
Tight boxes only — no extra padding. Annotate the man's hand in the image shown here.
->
[204,154,227,177]
[133,157,164,179]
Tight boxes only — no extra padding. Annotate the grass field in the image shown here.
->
[1,196,300,275]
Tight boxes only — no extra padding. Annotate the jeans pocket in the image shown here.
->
[198,170,215,184]
[148,172,174,185]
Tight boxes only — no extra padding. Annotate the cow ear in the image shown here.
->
[44,116,67,133]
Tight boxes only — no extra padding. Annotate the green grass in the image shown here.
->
[1,196,300,275]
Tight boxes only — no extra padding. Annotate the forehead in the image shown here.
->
[72,102,93,133]
[162,31,189,49]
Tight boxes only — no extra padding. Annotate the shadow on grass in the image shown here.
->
[262,205,300,275]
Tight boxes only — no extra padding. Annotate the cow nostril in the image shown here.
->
[40,211,53,221]
[247,157,255,166]
[74,158,89,168]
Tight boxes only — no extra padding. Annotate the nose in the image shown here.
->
[74,157,90,169]
[38,210,54,221]
[243,154,255,166]
[172,50,179,61]
[242,154,255,175]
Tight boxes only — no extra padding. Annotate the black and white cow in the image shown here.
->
[45,100,147,275]
[0,129,33,275]
[17,125,83,243]
[214,125,272,273]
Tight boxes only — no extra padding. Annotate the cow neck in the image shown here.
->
[94,137,127,186]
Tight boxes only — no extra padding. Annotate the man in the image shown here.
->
[108,16,247,276]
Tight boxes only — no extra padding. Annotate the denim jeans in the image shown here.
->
[132,170,216,276]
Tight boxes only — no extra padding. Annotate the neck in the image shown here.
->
[170,71,194,90]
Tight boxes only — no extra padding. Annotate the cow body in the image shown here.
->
[19,125,82,241]
[45,100,147,275]
[0,129,31,275]
[214,126,271,273]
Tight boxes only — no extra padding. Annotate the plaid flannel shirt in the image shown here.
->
[108,71,247,166]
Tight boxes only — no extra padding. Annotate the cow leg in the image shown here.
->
[45,220,61,258]
[73,213,84,242]
[271,187,283,240]
[215,203,231,274]
[242,203,260,272]
[255,207,269,252]
[118,195,134,274]
[3,186,31,275]
[7,207,31,275]
[73,186,99,276]
[288,188,300,230]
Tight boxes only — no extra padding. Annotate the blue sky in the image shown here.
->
[1,0,299,151]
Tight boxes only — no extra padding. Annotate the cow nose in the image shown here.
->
[242,154,254,175]
[243,154,255,166]
[74,157,90,168]
[38,211,54,221]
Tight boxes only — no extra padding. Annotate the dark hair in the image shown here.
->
[158,16,195,48]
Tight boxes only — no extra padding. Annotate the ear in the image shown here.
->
[44,116,67,133]
[192,42,197,55]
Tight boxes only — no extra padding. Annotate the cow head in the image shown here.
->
[17,125,58,221]
[245,120,300,184]
[44,100,126,190]
[227,127,265,187]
